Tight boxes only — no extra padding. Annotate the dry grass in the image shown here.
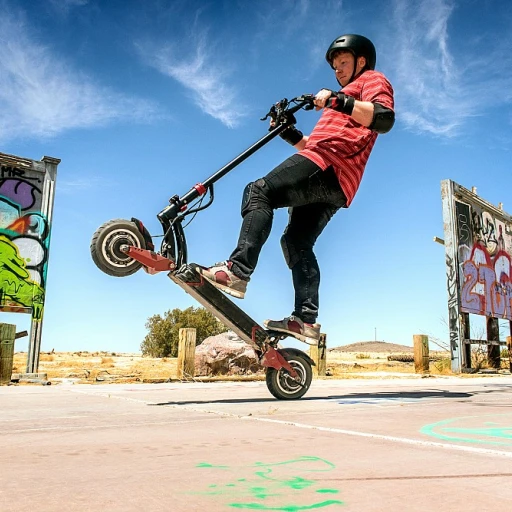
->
[9,346,462,385]
[12,351,177,384]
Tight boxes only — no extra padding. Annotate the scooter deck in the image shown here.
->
[122,247,313,377]
[168,263,275,353]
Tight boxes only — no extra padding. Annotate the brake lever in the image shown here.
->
[261,98,290,122]
[294,93,315,110]
[260,104,277,122]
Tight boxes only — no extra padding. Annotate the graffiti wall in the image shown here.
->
[448,183,512,320]
[0,153,58,321]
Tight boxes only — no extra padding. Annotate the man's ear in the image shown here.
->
[357,56,367,71]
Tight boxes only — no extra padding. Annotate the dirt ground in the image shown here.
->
[9,340,458,385]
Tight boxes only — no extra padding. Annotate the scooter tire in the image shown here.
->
[90,219,146,277]
[265,352,312,400]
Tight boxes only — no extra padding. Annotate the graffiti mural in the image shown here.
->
[0,156,55,320]
[442,180,512,370]
[455,201,512,319]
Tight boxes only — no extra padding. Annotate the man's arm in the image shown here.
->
[292,135,308,151]
[350,100,374,127]
[314,89,394,134]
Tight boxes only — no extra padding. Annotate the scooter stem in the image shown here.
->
[157,99,311,224]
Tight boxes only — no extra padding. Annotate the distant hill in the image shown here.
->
[329,341,414,353]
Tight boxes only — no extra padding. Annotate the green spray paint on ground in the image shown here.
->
[194,456,344,510]
[421,413,512,446]
[229,499,343,510]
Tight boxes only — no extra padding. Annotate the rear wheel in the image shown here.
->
[266,352,312,400]
[90,219,146,277]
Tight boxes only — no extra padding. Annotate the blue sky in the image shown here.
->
[1,0,511,354]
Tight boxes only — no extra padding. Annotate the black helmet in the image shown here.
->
[325,34,376,71]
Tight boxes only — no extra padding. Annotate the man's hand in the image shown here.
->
[313,89,335,110]
[314,89,355,115]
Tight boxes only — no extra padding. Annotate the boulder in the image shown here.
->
[194,331,263,376]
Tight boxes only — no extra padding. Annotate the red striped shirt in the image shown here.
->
[299,70,394,206]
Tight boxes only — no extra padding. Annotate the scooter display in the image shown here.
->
[90,94,318,400]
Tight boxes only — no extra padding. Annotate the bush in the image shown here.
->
[140,306,228,358]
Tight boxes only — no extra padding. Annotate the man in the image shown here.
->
[198,34,395,344]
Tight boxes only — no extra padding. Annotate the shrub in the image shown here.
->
[140,306,228,358]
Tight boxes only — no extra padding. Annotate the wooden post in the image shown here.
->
[177,328,196,380]
[0,323,16,385]
[486,317,501,369]
[507,335,512,373]
[413,334,429,373]
[310,333,327,377]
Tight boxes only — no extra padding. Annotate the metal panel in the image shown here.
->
[0,152,60,373]
[441,179,512,371]
[441,180,464,371]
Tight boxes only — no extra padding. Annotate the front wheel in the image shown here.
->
[90,219,146,277]
[266,352,312,400]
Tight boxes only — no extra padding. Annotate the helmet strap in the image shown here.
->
[344,58,367,87]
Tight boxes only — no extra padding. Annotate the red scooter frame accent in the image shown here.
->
[123,246,176,274]
[124,245,300,378]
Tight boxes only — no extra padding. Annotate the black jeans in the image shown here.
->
[229,154,347,324]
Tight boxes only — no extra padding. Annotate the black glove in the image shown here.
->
[326,90,355,115]
[275,112,303,146]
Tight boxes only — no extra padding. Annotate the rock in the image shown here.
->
[194,331,263,376]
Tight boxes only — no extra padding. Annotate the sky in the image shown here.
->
[1,0,512,355]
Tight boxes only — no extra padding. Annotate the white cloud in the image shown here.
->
[389,0,467,137]
[0,5,159,143]
[137,33,244,128]
[389,0,512,138]
[57,176,113,194]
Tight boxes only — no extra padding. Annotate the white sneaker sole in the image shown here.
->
[263,321,319,345]
[197,268,245,299]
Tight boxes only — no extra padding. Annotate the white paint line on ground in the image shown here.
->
[241,416,512,459]
[64,387,512,460]
[1,419,205,434]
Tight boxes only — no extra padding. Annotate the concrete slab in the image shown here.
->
[1,376,512,512]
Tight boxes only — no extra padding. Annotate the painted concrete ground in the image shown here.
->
[1,376,511,512]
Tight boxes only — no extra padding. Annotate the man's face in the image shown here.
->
[331,51,366,87]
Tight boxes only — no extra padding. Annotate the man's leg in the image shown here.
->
[264,166,346,342]
[263,203,339,343]
[228,154,317,280]
[283,202,339,323]
[199,156,344,299]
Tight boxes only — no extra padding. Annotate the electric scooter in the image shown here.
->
[90,94,318,400]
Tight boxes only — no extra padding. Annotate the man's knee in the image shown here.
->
[241,178,271,217]
[280,231,303,269]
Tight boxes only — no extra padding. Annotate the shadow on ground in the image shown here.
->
[149,389,487,406]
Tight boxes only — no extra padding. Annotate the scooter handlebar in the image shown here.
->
[261,94,315,127]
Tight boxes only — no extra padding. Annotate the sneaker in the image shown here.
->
[263,315,321,345]
[196,261,247,299]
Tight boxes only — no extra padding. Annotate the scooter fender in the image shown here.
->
[278,347,315,367]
